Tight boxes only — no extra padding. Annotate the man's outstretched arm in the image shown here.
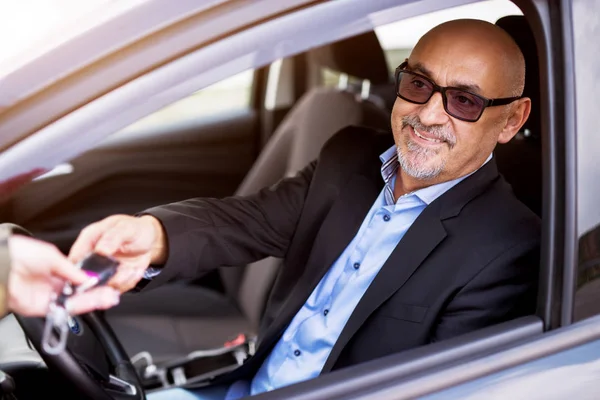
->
[69,161,317,293]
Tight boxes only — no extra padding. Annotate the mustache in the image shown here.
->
[401,115,456,147]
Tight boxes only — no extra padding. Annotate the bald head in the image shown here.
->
[391,20,532,188]
[413,19,525,98]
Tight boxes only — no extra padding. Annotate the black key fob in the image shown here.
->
[57,253,119,305]
[78,253,120,287]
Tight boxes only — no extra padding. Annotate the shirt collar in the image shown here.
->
[379,145,492,206]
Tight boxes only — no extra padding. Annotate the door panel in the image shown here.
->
[7,67,259,254]
[422,336,600,400]
[8,109,258,254]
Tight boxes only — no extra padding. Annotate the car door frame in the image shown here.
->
[253,0,583,397]
[0,0,581,397]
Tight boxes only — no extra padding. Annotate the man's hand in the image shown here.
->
[7,235,121,316]
[69,215,167,293]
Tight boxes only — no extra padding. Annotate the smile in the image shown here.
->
[411,126,444,144]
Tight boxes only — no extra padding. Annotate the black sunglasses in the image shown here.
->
[394,62,522,122]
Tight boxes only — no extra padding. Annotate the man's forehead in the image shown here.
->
[407,20,521,96]
[406,56,494,95]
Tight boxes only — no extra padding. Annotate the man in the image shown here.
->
[70,19,540,399]
[0,227,121,318]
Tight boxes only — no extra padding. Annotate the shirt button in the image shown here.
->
[323,309,329,316]
[383,214,391,222]
[353,263,360,270]
[294,349,301,357]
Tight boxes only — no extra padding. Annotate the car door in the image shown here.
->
[0,0,592,398]
[0,0,320,256]
[6,69,262,254]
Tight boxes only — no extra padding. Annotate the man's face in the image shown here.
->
[391,32,519,183]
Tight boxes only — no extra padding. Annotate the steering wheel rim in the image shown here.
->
[15,311,145,400]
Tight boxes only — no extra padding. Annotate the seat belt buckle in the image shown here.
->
[224,333,247,348]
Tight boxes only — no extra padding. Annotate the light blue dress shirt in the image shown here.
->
[248,147,491,396]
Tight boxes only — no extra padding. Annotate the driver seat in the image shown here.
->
[105,30,392,364]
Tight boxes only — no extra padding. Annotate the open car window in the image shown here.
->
[374,0,523,72]
[112,69,254,138]
[321,0,522,87]
[0,0,588,397]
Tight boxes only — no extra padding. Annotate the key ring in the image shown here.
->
[40,253,119,355]
[42,297,70,355]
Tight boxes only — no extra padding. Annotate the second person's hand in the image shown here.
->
[7,235,121,317]
[69,215,167,293]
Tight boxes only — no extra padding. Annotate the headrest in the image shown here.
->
[494,16,542,217]
[496,15,541,139]
[309,31,390,85]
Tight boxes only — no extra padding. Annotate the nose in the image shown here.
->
[417,91,450,126]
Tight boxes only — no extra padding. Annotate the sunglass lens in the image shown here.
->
[398,72,433,103]
[446,89,485,121]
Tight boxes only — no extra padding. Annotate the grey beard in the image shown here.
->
[396,115,453,180]
[397,140,446,180]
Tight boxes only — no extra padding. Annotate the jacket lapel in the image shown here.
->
[321,202,446,372]
[257,171,383,351]
[321,158,501,372]
[304,174,384,293]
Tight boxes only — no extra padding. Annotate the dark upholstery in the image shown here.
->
[309,31,391,85]
[106,284,250,363]
[494,15,543,217]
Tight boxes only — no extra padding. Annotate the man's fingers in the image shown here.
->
[69,217,121,262]
[94,221,136,257]
[65,287,121,315]
[107,268,129,291]
[69,223,106,262]
[108,266,143,293]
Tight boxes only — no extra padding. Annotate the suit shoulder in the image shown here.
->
[470,178,541,241]
[319,125,393,160]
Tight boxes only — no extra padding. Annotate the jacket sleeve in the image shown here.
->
[140,161,316,290]
[430,241,540,342]
[0,225,13,318]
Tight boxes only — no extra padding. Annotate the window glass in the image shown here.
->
[572,0,600,322]
[320,68,353,88]
[319,0,522,87]
[265,58,295,110]
[118,69,254,134]
[374,0,522,73]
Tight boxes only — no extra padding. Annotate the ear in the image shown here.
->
[497,97,531,144]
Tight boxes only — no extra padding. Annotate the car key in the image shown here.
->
[74,253,122,291]
[42,253,120,355]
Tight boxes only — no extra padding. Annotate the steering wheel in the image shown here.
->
[15,311,145,400]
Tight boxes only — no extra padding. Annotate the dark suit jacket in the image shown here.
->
[143,125,541,380]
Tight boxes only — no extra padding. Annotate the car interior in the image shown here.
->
[0,4,544,398]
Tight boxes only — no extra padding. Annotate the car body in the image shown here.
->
[0,0,599,398]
